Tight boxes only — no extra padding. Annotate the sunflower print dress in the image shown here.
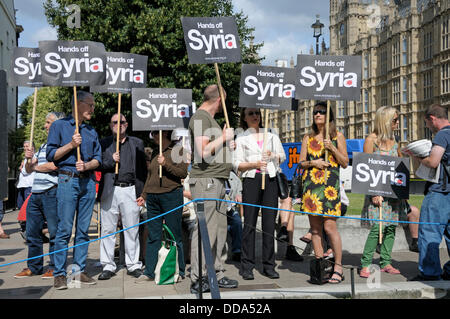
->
[301,136,341,217]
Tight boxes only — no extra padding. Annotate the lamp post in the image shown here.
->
[311,14,324,55]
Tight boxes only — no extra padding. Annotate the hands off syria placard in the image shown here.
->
[10,47,43,87]
[132,88,193,131]
[295,55,361,101]
[239,64,295,110]
[181,16,241,64]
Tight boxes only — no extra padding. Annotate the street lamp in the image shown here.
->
[311,14,324,55]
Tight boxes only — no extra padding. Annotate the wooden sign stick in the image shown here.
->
[261,109,269,190]
[324,100,331,163]
[28,87,38,164]
[214,63,230,128]
[73,86,81,162]
[379,203,383,244]
[159,130,163,178]
[115,93,122,175]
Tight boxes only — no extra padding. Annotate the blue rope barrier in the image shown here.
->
[0,197,447,269]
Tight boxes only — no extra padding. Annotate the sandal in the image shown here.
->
[328,271,345,284]
[381,265,401,275]
[300,236,312,244]
[359,267,370,278]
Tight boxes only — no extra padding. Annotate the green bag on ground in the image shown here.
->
[155,224,179,285]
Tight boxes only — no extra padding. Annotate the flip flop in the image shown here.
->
[300,236,311,244]
[381,265,401,275]
[328,271,345,284]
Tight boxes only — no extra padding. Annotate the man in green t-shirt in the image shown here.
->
[188,84,239,294]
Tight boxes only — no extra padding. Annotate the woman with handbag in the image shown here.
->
[233,107,286,280]
[136,130,188,283]
[299,102,348,284]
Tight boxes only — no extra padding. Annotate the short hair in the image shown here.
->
[203,84,226,102]
[46,112,65,121]
[425,104,448,120]
[71,91,93,108]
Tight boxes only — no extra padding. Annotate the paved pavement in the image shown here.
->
[0,208,449,300]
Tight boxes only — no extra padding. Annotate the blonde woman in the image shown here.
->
[359,106,403,277]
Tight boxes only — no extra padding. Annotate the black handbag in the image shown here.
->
[309,258,332,285]
[276,171,289,200]
[289,162,304,199]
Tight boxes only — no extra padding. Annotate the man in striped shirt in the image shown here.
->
[14,112,65,279]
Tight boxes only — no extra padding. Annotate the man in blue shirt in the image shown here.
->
[47,91,102,290]
[407,104,450,281]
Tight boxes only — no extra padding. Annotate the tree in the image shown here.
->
[41,0,263,140]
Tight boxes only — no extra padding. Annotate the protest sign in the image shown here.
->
[10,47,43,87]
[295,55,362,101]
[351,152,410,200]
[39,40,107,87]
[90,52,147,93]
[181,16,241,64]
[239,64,295,111]
[132,88,192,131]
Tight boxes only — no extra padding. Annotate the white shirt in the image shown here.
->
[17,160,35,189]
[233,129,286,178]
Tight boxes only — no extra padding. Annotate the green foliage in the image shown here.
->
[40,0,263,140]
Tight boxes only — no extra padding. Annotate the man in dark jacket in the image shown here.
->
[97,113,147,280]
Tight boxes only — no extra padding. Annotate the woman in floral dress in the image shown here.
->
[299,102,349,283]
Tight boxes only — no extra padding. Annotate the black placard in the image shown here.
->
[9,47,43,87]
[90,52,148,94]
[39,40,107,87]
[132,88,192,131]
[351,152,410,199]
[181,16,241,64]
[239,64,295,110]
[295,55,362,101]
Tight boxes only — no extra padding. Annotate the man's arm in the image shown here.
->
[417,145,445,169]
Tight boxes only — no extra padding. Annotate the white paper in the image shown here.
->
[415,163,440,183]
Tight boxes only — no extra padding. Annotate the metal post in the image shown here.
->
[350,267,355,299]
[198,213,203,300]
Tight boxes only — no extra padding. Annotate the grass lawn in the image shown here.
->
[293,192,424,216]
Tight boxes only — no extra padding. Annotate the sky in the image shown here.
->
[13,0,330,104]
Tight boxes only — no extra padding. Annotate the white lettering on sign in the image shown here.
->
[243,76,294,100]
[107,64,144,85]
[299,66,357,92]
[187,29,237,54]
[13,57,41,80]
[136,99,190,122]
[355,163,407,187]
[44,52,104,78]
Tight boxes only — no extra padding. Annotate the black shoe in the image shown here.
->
[217,276,239,288]
[232,252,241,262]
[190,278,210,294]
[241,271,254,280]
[98,270,116,280]
[262,269,280,279]
[409,238,419,253]
[442,272,450,280]
[408,274,440,281]
[277,226,288,242]
[127,268,144,278]
[285,245,304,262]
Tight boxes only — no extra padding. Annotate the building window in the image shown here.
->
[424,122,432,140]
[393,40,400,68]
[305,108,310,127]
[402,37,408,65]
[364,89,369,112]
[380,50,388,76]
[442,62,450,94]
[337,101,346,118]
[380,85,388,106]
[402,77,408,103]
[423,71,433,100]
[403,115,408,141]
[424,31,433,60]
[443,16,449,51]
[364,123,369,137]
[393,78,401,105]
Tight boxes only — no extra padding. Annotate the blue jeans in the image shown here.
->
[227,208,242,253]
[53,175,96,276]
[17,186,32,210]
[418,191,450,278]
[144,188,185,279]
[0,201,4,222]
[26,187,58,274]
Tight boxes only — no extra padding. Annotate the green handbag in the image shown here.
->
[155,224,179,285]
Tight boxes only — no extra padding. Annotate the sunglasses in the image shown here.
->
[246,111,261,117]
[392,118,399,123]
[313,109,327,116]
[112,120,126,125]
